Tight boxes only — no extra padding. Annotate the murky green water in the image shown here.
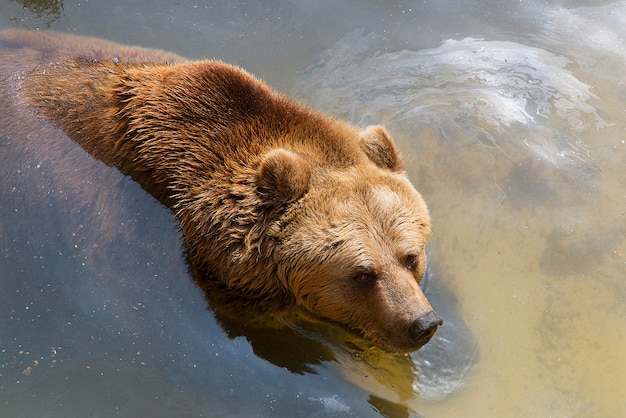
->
[1,1,624,417]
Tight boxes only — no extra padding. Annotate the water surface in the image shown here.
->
[1,1,624,417]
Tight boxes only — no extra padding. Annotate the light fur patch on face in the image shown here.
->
[370,184,401,213]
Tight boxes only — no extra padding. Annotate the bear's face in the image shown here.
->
[277,172,437,353]
[262,126,441,353]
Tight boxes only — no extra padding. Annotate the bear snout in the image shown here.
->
[408,311,443,347]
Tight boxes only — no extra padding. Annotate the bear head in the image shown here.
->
[259,125,442,353]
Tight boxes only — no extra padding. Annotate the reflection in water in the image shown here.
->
[11,0,63,26]
[297,30,605,175]
[201,263,476,401]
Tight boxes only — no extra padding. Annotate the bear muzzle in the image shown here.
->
[408,311,443,348]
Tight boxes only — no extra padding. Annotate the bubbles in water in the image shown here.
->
[308,395,351,413]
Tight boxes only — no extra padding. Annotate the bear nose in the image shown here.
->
[408,311,443,346]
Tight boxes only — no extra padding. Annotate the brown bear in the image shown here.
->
[0,29,441,353]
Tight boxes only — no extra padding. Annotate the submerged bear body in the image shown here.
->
[0,29,441,353]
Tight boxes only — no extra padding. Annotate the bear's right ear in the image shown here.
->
[361,125,405,172]
[256,149,311,203]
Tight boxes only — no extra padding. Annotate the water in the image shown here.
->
[1,1,625,417]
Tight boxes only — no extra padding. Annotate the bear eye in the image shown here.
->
[354,271,377,284]
[405,254,418,271]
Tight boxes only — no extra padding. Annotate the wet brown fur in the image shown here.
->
[0,29,436,352]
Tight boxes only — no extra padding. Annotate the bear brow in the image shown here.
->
[323,238,346,251]
[321,232,370,262]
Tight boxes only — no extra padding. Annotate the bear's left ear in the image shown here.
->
[361,125,405,172]
[256,149,311,203]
